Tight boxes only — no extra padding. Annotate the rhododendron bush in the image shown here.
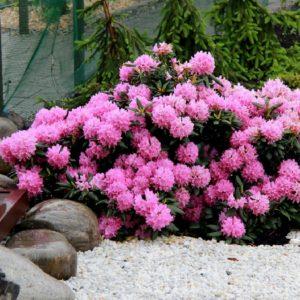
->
[1,43,299,244]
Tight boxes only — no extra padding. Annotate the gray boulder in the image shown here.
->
[0,246,74,300]
[0,117,17,175]
[0,175,16,189]
[6,229,77,280]
[18,199,100,251]
[0,117,18,139]
[6,110,25,130]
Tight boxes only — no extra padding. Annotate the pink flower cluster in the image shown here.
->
[0,43,299,241]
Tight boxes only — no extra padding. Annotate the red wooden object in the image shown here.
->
[0,189,28,241]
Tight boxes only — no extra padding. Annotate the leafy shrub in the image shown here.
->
[77,0,148,89]
[210,0,290,87]
[1,44,299,244]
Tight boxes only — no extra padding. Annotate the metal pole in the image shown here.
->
[0,15,3,114]
[19,0,29,35]
[73,0,85,85]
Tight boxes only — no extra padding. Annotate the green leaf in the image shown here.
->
[207,231,222,237]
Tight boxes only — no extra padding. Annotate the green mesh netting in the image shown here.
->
[2,0,91,118]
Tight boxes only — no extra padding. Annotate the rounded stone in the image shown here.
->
[0,246,74,300]
[6,110,25,130]
[0,117,18,139]
[0,174,16,189]
[0,117,17,175]
[6,229,77,280]
[18,199,100,251]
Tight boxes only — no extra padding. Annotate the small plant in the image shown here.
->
[77,0,149,90]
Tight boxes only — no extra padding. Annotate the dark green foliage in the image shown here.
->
[156,0,214,61]
[77,0,149,89]
[255,133,300,176]
[156,0,238,79]
[210,0,290,87]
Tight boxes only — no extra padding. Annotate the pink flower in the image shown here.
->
[145,204,173,231]
[47,145,70,169]
[173,164,191,186]
[278,159,300,182]
[186,100,209,122]
[214,180,235,201]
[190,166,211,188]
[174,187,190,209]
[247,192,270,216]
[17,168,43,197]
[128,84,152,101]
[152,104,177,129]
[98,216,122,239]
[83,117,101,139]
[227,194,246,209]
[220,216,245,238]
[209,160,229,181]
[33,124,62,144]
[134,55,159,73]
[113,83,130,100]
[97,123,122,147]
[153,42,173,55]
[176,142,198,164]
[260,120,284,143]
[289,182,300,203]
[32,106,67,128]
[76,174,91,191]
[116,191,134,211]
[90,173,105,190]
[241,160,265,183]
[183,196,203,222]
[120,62,134,81]
[137,135,161,160]
[174,83,197,101]
[170,117,194,139]
[261,79,290,99]
[220,149,243,172]
[152,167,175,192]
[103,109,132,132]
[0,130,37,164]
[134,189,159,216]
[189,51,215,75]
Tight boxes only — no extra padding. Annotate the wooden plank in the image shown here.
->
[0,189,28,241]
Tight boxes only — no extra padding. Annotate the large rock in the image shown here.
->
[6,110,25,130]
[0,174,16,189]
[0,246,74,300]
[0,117,17,175]
[0,269,20,299]
[18,199,100,251]
[0,117,18,139]
[6,229,77,280]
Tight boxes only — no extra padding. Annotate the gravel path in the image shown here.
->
[65,236,300,300]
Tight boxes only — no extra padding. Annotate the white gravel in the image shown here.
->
[65,236,300,300]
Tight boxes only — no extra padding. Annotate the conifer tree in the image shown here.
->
[210,0,289,86]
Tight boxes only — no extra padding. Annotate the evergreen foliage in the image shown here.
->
[77,0,148,89]
[156,0,240,81]
[210,0,290,87]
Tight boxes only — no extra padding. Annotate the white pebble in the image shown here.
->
[65,236,300,299]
